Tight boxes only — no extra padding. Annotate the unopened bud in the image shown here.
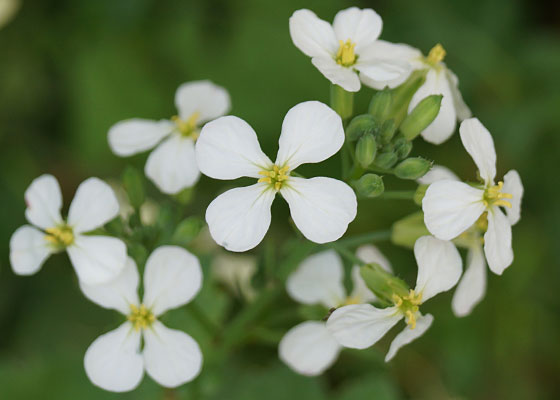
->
[391,211,430,249]
[355,133,377,168]
[400,95,442,140]
[394,157,432,180]
[369,88,392,122]
[360,263,409,304]
[413,184,428,205]
[355,174,384,198]
[122,166,145,210]
[379,119,397,144]
[346,114,378,141]
[390,70,427,124]
[393,136,413,159]
[374,151,398,169]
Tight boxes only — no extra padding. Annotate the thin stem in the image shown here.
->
[376,190,416,200]
[329,242,364,266]
[187,301,220,336]
[335,230,392,248]
[367,165,395,175]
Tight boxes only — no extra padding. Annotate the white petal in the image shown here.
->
[350,245,392,303]
[502,170,523,225]
[205,183,275,252]
[143,246,202,316]
[289,9,338,59]
[459,118,497,185]
[107,119,173,157]
[24,174,63,229]
[422,180,485,240]
[84,322,144,393]
[452,245,487,317]
[414,236,462,302]
[145,135,200,194]
[9,225,52,275]
[281,177,357,244]
[286,250,346,308]
[68,177,120,233]
[143,321,202,388]
[417,165,459,185]
[311,56,361,92]
[385,313,434,362]
[67,235,127,285]
[355,57,412,88]
[484,207,513,275]
[195,116,272,180]
[279,321,341,376]
[409,69,456,145]
[276,101,344,169]
[333,7,382,52]
[446,70,472,121]
[326,304,402,349]
[79,257,140,314]
[355,244,392,272]
[175,80,230,122]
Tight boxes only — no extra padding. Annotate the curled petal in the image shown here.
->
[175,80,230,122]
[24,174,63,230]
[333,7,382,52]
[286,250,346,308]
[276,101,344,170]
[281,177,357,244]
[446,70,472,121]
[143,321,203,388]
[311,57,361,92]
[279,321,341,376]
[10,225,52,275]
[414,236,462,302]
[385,313,434,362]
[145,135,200,194]
[326,304,401,349]
[206,183,275,252]
[356,57,411,89]
[417,165,459,185]
[107,119,173,157]
[452,245,487,317]
[459,118,497,186]
[484,207,513,275]
[502,169,523,225]
[289,9,338,59]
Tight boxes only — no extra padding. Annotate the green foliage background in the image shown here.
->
[1,0,559,398]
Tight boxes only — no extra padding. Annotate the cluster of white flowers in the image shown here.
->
[8,5,524,392]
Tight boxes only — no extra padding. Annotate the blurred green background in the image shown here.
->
[1,0,559,398]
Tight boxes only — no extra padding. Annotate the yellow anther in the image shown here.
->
[127,304,156,331]
[405,310,417,330]
[258,164,290,191]
[172,112,200,139]
[343,296,361,306]
[392,294,403,307]
[403,289,422,306]
[426,43,446,65]
[394,289,422,329]
[336,39,357,67]
[44,225,74,247]
[484,181,513,208]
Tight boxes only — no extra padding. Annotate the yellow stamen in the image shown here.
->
[127,304,156,331]
[172,111,200,139]
[483,181,513,208]
[342,296,361,306]
[393,289,422,329]
[335,39,357,67]
[44,225,74,247]
[258,165,290,191]
[426,43,446,65]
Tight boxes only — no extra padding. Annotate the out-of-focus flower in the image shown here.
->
[212,253,257,302]
[0,0,20,29]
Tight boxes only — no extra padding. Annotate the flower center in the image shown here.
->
[342,296,361,306]
[44,224,74,248]
[335,39,357,67]
[483,181,513,208]
[127,304,156,331]
[393,289,422,329]
[426,43,446,66]
[172,112,200,140]
[258,164,290,191]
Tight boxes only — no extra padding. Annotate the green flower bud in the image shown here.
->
[374,151,398,169]
[400,95,443,140]
[414,184,428,205]
[393,136,413,159]
[379,119,397,144]
[122,166,145,210]
[330,84,354,121]
[355,133,377,168]
[394,157,432,180]
[174,187,195,205]
[346,114,378,141]
[368,88,392,122]
[389,70,427,125]
[172,216,204,245]
[360,263,410,304]
[391,211,430,249]
[355,173,384,198]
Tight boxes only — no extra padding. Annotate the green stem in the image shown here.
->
[376,190,416,200]
[330,84,354,121]
[187,301,220,336]
[329,242,364,266]
[335,230,392,248]
[367,165,395,175]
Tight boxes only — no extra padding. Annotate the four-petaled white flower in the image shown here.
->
[195,101,357,252]
[289,7,412,93]
[419,162,523,317]
[81,246,203,393]
[422,118,524,276]
[9,174,127,285]
[365,42,471,144]
[108,80,230,194]
[279,246,392,375]
[327,236,462,361]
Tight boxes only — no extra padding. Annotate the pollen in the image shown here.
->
[44,225,74,248]
[393,289,422,329]
[335,39,357,67]
[483,181,513,208]
[258,165,290,191]
[172,111,200,140]
[127,304,156,331]
[426,43,446,65]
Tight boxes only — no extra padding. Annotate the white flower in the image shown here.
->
[195,101,357,252]
[289,8,413,92]
[0,0,19,29]
[327,236,461,361]
[81,246,203,392]
[108,81,231,194]
[9,175,127,285]
[422,118,524,275]
[212,253,257,301]
[279,246,392,375]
